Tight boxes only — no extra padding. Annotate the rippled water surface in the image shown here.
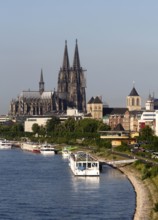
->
[0,149,135,220]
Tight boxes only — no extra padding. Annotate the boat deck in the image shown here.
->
[72,151,98,162]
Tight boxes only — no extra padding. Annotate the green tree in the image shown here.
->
[98,122,111,131]
[151,136,158,151]
[39,125,46,137]
[76,119,99,133]
[46,116,60,132]
[11,123,24,132]
[64,117,76,132]
[32,123,40,134]
[139,125,154,142]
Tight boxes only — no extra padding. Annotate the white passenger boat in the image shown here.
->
[0,139,12,149]
[69,151,100,176]
[40,144,55,155]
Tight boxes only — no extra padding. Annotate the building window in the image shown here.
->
[132,98,134,106]
[137,98,139,106]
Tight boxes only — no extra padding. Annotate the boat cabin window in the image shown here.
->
[83,163,86,168]
[88,163,91,168]
[78,163,82,167]
[76,163,83,168]
[92,163,97,167]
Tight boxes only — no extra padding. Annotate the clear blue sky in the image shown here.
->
[1,0,158,114]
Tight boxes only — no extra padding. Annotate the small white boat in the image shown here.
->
[0,139,12,149]
[62,147,70,158]
[40,144,55,155]
[69,151,100,176]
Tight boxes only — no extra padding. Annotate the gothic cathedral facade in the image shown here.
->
[9,40,86,116]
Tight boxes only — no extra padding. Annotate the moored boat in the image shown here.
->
[0,139,12,149]
[40,144,55,155]
[62,147,70,158]
[69,151,100,176]
[21,142,40,153]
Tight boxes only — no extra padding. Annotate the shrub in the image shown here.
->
[154,202,158,212]
[133,160,142,166]
[151,166,158,178]
[133,160,145,172]
[116,144,130,152]
[142,167,151,180]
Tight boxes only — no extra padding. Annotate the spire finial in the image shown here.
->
[76,39,78,44]
[133,80,135,88]
[65,40,67,45]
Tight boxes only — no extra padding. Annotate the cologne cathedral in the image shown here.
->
[9,40,86,116]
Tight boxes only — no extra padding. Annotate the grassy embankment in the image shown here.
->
[131,161,158,220]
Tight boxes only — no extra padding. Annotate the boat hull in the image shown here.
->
[21,142,40,153]
[40,150,55,155]
[0,145,12,149]
[0,139,12,149]
[62,149,70,158]
[40,144,55,155]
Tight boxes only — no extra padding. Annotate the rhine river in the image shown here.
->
[0,149,135,220]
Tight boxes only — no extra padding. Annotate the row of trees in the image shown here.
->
[32,117,110,135]
[0,122,24,140]
[31,117,111,147]
[0,117,111,148]
[1,117,158,151]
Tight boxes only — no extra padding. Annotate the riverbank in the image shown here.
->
[118,165,158,220]
[92,150,158,220]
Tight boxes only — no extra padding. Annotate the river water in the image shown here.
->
[0,149,135,220]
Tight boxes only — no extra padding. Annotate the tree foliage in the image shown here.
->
[139,125,154,142]
[46,116,60,132]
[76,119,99,133]
[64,117,76,132]
[151,136,158,151]
[0,117,112,148]
[32,123,40,134]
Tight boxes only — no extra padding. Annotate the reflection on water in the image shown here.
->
[78,176,100,183]
[71,176,100,192]
[102,165,127,180]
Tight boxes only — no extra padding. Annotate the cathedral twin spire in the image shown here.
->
[73,39,81,70]
[39,39,81,95]
[62,40,70,70]
[62,39,81,71]
[39,68,45,94]
[58,39,86,112]
[38,40,86,113]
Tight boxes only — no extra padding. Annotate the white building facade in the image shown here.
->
[24,117,51,132]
